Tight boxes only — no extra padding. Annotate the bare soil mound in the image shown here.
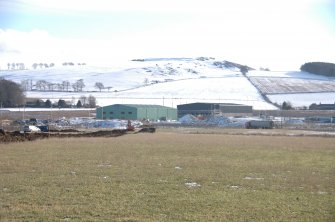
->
[0,129,127,143]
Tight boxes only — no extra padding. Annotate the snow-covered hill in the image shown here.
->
[1,57,335,110]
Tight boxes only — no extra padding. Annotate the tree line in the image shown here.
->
[300,62,335,77]
[21,79,86,92]
[29,95,96,108]
[21,79,112,92]
[6,63,26,70]
[1,78,97,108]
[2,62,87,70]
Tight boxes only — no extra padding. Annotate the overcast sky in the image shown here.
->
[0,0,334,70]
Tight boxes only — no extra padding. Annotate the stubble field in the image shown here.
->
[0,129,334,221]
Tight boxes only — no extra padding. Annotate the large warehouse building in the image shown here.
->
[96,104,177,121]
[177,103,253,117]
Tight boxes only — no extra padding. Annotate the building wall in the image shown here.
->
[309,103,335,110]
[96,105,177,121]
[177,103,218,117]
[219,105,253,114]
[178,103,253,117]
[136,107,177,121]
[96,105,137,120]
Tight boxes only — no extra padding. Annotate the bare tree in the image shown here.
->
[72,82,78,92]
[19,63,25,70]
[76,79,85,92]
[88,95,96,108]
[32,63,38,69]
[95,82,104,92]
[47,83,54,91]
[72,79,85,92]
[80,95,87,106]
[36,80,48,91]
[55,83,63,91]
[62,81,70,91]
[20,80,30,91]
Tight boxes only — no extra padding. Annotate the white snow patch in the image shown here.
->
[97,163,112,168]
[185,182,201,188]
[101,176,110,180]
[243,176,264,180]
[268,93,335,107]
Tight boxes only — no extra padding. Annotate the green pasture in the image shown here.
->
[0,131,334,221]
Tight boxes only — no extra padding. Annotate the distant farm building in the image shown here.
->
[177,103,253,118]
[309,103,335,110]
[96,104,177,121]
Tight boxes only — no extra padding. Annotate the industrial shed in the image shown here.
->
[96,104,177,121]
[177,103,253,118]
[309,103,335,110]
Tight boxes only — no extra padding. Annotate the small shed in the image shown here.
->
[96,104,177,121]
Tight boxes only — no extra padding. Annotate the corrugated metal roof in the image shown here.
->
[101,104,175,109]
[178,102,243,106]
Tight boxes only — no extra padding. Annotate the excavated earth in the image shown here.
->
[0,129,127,143]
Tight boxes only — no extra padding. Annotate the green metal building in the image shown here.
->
[96,104,177,121]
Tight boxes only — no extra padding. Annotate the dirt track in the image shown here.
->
[0,129,127,143]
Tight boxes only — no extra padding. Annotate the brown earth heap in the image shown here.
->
[0,129,127,143]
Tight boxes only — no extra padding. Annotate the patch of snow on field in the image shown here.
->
[244,176,264,180]
[248,70,334,80]
[97,163,112,168]
[268,93,335,107]
[185,182,201,188]
[250,77,335,94]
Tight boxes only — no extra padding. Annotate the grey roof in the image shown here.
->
[100,104,175,109]
[178,102,245,106]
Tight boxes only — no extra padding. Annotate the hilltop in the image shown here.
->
[1,57,335,110]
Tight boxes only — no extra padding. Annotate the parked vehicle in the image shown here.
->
[21,125,41,133]
[36,125,49,132]
[245,120,274,129]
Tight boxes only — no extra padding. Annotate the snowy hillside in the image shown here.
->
[1,57,335,109]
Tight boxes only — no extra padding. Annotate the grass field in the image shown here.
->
[1,130,334,221]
